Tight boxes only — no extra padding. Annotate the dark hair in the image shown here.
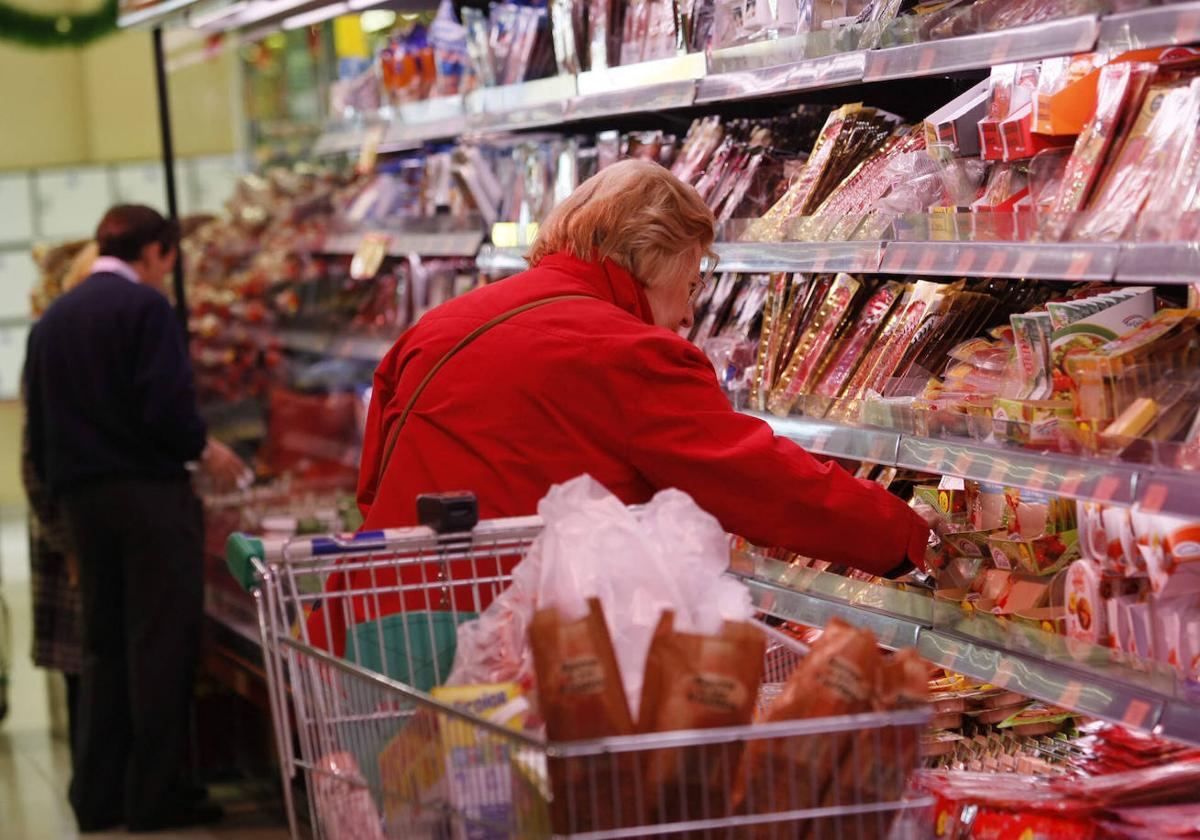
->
[95,204,180,262]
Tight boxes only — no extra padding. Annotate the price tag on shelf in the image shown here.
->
[1094,474,1121,503]
[1122,698,1153,729]
[987,458,1008,484]
[930,446,947,469]
[812,248,829,274]
[1066,250,1094,280]
[989,35,1012,65]
[1058,680,1083,710]
[811,432,831,453]
[984,250,1007,276]
[1013,249,1037,278]
[992,658,1016,687]
[918,46,938,73]
[1058,472,1083,497]
[1140,481,1169,513]
[952,450,973,476]
[888,245,910,270]
[954,248,977,275]
[1175,9,1200,43]
[916,247,938,273]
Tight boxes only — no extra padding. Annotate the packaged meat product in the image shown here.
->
[769,273,861,415]
[813,282,903,401]
[732,618,881,832]
[529,598,635,832]
[313,752,386,840]
[636,612,766,831]
[1130,511,1200,599]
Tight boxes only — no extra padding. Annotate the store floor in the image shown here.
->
[0,509,291,840]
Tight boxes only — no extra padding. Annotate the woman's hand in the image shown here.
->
[201,438,253,493]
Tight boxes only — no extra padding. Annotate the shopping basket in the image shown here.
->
[228,493,933,839]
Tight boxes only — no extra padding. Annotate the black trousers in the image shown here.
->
[61,477,204,828]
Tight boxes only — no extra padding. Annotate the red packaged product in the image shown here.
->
[814,282,903,400]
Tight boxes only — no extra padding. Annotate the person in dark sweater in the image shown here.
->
[23,204,247,833]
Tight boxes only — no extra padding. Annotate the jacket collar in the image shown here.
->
[535,251,655,326]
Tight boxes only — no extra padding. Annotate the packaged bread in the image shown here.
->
[636,612,766,831]
[529,598,635,833]
[732,618,882,834]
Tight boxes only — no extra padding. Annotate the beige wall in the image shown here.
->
[0,12,240,171]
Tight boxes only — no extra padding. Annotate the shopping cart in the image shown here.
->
[228,494,933,839]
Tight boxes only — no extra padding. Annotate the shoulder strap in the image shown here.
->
[377,294,591,477]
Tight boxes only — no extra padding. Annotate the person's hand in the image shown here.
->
[201,438,252,493]
[911,500,943,534]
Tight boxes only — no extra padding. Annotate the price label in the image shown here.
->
[812,249,829,273]
[1067,250,1094,280]
[953,450,974,475]
[1140,481,1169,513]
[1174,9,1200,43]
[1058,473,1082,497]
[954,248,978,275]
[989,36,1012,65]
[1014,249,1037,278]
[987,458,1008,484]
[916,247,938,273]
[992,658,1016,687]
[1122,698,1153,729]
[811,432,831,453]
[930,446,947,468]
[918,46,938,73]
[888,245,911,270]
[984,249,1007,275]
[1094,474,1121,502]
[1058,680,1083,710]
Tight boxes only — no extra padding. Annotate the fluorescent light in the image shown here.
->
[359,9,395,31]
[348,0,385,10]
[282,2,348,29]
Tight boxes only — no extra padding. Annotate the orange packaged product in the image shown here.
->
[529,598,636,833]
[733,618,882,835]
[636,612,767,832]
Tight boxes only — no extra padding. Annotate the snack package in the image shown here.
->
[379,684,545,839]
[769,273,861,415]
[636,612,766,828]
[732,618,882,829]
[529,598,635,833]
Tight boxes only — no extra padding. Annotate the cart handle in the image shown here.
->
[226,533,267,593]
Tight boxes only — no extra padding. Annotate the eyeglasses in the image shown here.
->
[688,261,717,306]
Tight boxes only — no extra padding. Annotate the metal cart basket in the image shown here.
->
[228,501,932,839]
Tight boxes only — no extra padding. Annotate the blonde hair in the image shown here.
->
[526,159,716,287]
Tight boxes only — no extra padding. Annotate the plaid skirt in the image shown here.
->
[29,515,83,675]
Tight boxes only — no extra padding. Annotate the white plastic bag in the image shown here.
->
[447,474,753,712]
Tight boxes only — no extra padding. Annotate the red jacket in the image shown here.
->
[311,252,927,654]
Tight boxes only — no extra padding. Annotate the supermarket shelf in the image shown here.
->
[740,567,1200,746]
[864,15,1101,80]
[308,5,1200,155]
[1113,241,1200,284]
[715,240,886,273]
[881,240,1121,281]
[263,328,393,361]
[476,245,530,273]
[1097,0,1200,50]
[321,228,485,258]
[752,411,1200,518]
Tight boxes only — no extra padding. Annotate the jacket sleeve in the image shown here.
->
[131,295,208,463]
[617,334,928,576]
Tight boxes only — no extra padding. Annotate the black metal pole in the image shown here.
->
[152,26,188,332]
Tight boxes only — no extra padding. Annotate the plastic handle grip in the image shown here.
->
[226,532,265,593]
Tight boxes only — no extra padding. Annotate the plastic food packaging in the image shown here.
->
[636,611,766,829]
[313,752,386,840]
[530,598,635,833]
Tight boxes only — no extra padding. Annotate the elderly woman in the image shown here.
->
[313,160,929,654]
